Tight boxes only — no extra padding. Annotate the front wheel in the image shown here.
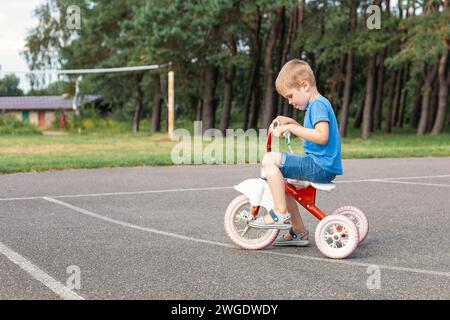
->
[224,195,279,250]
[315,215,359,259]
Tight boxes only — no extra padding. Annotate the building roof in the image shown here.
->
[0,95,100,111]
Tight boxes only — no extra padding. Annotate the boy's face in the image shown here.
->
[282,83,311,111]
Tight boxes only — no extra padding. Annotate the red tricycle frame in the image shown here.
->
[250,130,327,221]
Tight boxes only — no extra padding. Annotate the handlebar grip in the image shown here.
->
[266,130,272,152]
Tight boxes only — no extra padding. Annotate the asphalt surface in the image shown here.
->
[0,157,449,300]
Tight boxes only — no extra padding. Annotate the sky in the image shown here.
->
[0,1,44,92]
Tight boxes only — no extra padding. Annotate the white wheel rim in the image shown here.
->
[230,203,274,244]
[320,220,353,250]
[340,211,362,229]
[333,206,368,243]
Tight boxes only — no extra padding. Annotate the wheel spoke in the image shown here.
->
[240,226,250,237]
[256,230,265,238]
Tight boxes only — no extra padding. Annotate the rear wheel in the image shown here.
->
[224,195,279,250]
[332,206,369,244]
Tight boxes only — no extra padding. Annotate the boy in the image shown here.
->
[249,59,343,246]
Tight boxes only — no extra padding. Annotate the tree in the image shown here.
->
[357,0,393,138]
[431,0,449,135]
[386,0,448,135]
[0,75,24,96]
[339,0,357,137]
[242,4,263,130]
[23,0,448,137]
[261,5,285,129]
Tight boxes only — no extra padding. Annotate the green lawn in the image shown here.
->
[0,126,449,174]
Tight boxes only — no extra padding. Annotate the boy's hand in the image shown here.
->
[272,124,290,138]
[272,116,292,126]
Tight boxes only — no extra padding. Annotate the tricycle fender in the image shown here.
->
[233,178,274,212]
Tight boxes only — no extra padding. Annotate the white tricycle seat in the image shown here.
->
[285,179,336,192]
[260,169,336,192]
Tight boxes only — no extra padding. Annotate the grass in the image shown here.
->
[0,115,42,136]
[0,132,174,174]
[0,122,449,174]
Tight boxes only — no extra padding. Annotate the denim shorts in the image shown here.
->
[279,153,336,183]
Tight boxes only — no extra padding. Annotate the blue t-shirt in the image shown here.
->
[303,96,343,175]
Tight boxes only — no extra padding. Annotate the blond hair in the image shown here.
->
[275,59,316,95]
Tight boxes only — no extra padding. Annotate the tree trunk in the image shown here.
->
[362,55,376,139]
[426,77,439,132]
[353,88,365,129]
[275,8,286,117]
[339,53,353,136]
[277,6,296,116]
[329,56,345,116]
[339,0,357,137]
[248,72,261,129]
[431,49,449,135]
[132,75,144,133]
[410,79,422,128]
[196,99,203,122]
[220,63,235,135]
[391,68,403,127]
[384,71,397,133]
[220,35,237,135]
[398,0,404,18]
[202,65,218,134]
[297,0,305,58]
[398,64,410,128]
[159,73,169,132]
[373,49,386,131]
[243,60,254,129]
[151,74,162,133]
[417,64,438,135]
[261,5,285,129]
[244,6,262,130]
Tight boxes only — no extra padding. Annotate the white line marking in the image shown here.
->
[336,174,450,183]
[1,174,449,202]
[0,186,234,201]
[371,180,450,188]
[43,197,450,279]
[0,241,84,300]
[53,186,235,199]
[0,196,43,201]
[374,174,450,181]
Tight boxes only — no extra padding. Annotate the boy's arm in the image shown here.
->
[274,115,300,127]
[286,122,329,145]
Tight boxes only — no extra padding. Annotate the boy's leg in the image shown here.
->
[285,192,309,240]
[260,151,310,238]
[261,152,288,223]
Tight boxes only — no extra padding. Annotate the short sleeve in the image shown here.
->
[310,101,330,127]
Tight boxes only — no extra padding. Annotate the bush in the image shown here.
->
[60,106,153,134]
[82,119,95,129]
[65,112,130,133]
[0,115,41,135]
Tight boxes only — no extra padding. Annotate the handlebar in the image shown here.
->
[266,122,293,153]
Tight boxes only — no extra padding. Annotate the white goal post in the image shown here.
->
[1,63,175,140]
